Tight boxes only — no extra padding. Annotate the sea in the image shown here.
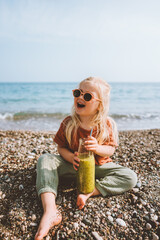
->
[0,82,160,132]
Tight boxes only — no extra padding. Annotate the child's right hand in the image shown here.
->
[73,152,80,171]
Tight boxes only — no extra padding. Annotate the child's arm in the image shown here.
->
[84,136,115,157]
[58,146,80,170]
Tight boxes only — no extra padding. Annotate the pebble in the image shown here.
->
[106,211,111,216]
[152,232,159,240]
[92,231,103,240]
[116,218,126,227]
[30,222,37,227]
[73,222,79,229]
[136,181,142,188]
[146,223,152,230]
[150,214,158,221]
[19,184,24,190]
[132,188,139,193]
[31,214,36,221]
[108,216,113,222]
[150,208,155,213]
[82,218,91,225]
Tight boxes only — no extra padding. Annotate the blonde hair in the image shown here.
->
[65,77,118,146]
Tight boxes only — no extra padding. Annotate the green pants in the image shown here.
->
[36,153,137,197]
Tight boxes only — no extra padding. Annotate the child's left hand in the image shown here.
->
[84,136,99,153]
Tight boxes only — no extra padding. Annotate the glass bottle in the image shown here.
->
[77,138,95,194]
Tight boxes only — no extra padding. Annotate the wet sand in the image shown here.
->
[0,129,159,239]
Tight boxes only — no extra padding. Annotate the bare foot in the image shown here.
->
[34,210,62,240]
[77,188,101,210]
[77,193,91,210]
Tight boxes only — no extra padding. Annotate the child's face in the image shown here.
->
[74,82,100,118]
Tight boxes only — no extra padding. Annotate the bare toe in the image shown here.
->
[35,211,62,240]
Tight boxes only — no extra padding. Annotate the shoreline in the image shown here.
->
[0,129,159,239]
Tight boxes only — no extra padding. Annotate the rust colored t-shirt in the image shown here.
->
[54,116,118,165]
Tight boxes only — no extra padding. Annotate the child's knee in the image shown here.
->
[37,153,56,169]
[127,170,137,189]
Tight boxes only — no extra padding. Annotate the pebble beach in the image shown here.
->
[0,129,160,240]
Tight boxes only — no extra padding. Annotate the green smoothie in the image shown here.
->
[77,152,95,194]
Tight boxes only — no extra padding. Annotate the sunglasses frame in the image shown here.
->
[72,89,101,102]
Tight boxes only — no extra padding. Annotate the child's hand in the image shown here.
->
[84,136,99,153]
[73,152,80,171]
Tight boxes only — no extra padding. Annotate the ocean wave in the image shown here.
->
[111,113,160,120]
[0,112,68,120]
[0,112,159,121]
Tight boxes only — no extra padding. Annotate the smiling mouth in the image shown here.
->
[77,102,85,108]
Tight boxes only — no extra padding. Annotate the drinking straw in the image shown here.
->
[90,128,93,136]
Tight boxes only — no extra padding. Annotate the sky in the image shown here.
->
[0,0,160,83]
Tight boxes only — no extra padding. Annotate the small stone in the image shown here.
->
[31,214,36,221]
[150,214,158,221]
[113,208,118,212]
[28,155,34,159]
[2,194,6,199]
[92,231,103,240]
[116,218,126,227]
[82,218,91,225]
[132,211,137,218]
[152,232,159,240]
[106,211,111,216]
[150,208,155,213]
[146,223,152,230]
[108,216,113,222]
[73,222,79,229]
[136,181,142,188]
[30,222,37,227]
[132,188,139,193]
[106,200,112,208]
[19,184,24,190]
[21,225,25,232]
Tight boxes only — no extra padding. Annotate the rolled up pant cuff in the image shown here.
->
[38,188,57,197]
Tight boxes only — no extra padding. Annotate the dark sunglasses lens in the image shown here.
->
[73,89,81,97]
[84,93,92,101]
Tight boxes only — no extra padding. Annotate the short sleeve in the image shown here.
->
[54,117,70,148]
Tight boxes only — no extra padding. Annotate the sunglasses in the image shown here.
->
[72,89,101,102]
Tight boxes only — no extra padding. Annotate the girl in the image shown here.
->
[35,77,137,240]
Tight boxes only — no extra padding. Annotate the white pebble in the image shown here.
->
[92,231,103,240]
[106,211,111,216]
[151,214,158,221]
[31,214,36,221]
[30,222,37,226]
[136,181,141,188]
[116,218,126,227]
[108,216,113,222]
[2,194,6,199]
[132,188,139,193]
[73,222,79,229]
[152,232,159,240]
[150,208,155,213]
[146,223,152,230]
